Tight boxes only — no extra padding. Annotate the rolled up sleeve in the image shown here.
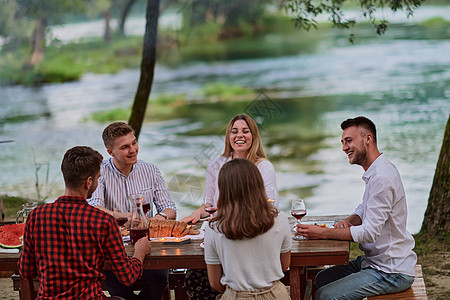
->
[350,177,394,244]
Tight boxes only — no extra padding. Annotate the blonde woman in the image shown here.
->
[205,158,291,299]
[181,114,278,224]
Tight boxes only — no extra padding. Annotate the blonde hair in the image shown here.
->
[222,114,266,164]
[210,158,277,240]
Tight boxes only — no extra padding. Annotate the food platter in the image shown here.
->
[301,221,335,228]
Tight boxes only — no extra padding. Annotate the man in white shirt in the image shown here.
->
[297,116,416,299]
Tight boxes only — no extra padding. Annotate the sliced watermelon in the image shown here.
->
[0,223,26,249]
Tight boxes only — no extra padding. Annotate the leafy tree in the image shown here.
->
[16,0,86,69]
[421,114,450,239]
[282,0,423,40]
[0,0,30,50]
[180,0,271,39]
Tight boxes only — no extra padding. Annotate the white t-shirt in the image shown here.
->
[204,211,292,291]
[204,155,279,207]
[350,154,417,276]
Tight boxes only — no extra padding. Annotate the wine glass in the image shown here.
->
[204,206,217,217]
[113,207,128,229]
[291,199,307,240]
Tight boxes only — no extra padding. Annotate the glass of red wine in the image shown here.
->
[291,199,307,240]
[204,206,217,218]
[113,207,128,233]
[132,194,151,215]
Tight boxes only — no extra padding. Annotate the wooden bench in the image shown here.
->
[12,270,189,300]
[367,265,427,300]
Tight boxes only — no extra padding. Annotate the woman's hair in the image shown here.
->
[222,114,267,164]
[210,158,277,240]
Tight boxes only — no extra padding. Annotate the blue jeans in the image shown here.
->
[104,269,168,300]
[315,256,414,300]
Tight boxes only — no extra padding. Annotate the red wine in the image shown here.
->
[130,228,148,244]
[292,211,306,221]
[142,203,151,215]
[115,217,127,226]
[205,207,217,214]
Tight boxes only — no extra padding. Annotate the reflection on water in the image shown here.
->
[1,22,449,233]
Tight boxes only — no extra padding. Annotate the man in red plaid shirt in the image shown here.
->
[18,146,151,299]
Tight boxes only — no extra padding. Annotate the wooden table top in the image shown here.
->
[0,215,350,271]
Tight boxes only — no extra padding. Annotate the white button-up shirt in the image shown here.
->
[350,154,417,276]
[88,158,176,216]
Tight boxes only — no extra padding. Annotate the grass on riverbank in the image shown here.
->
[3,13,448,85]
[88,82,257,123]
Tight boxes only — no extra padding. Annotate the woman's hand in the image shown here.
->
[180,209,203,224]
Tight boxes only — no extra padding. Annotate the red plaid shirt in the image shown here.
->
[18,196,143,299]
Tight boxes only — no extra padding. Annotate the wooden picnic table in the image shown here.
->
[0,215,350,300]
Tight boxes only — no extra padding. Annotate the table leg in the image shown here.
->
[289,266,306,300]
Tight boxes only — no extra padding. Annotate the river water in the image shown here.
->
[1,9,449,233]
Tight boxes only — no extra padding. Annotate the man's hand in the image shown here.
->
[296,224,326,240]
[297,224,354,241]
[150,214,166,221]
[334,220,353,228]
[133,237,151,263]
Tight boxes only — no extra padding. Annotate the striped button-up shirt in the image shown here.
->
[18,196,143,299]
[88,158,176,216]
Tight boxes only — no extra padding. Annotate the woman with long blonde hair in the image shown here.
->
[181,114,278,224]
[205,158,291,299]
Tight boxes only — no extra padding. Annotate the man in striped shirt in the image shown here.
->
[88,121,176,299]
[19,146,151,299]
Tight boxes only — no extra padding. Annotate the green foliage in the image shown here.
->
[153,93,186,106]
[282,0,423,38]
[421,17,450,27]
[0,36,142,85]
[16,0,87,21]
[349,241,364,259]
[180,0,271,39]
[90,108,131,123]
[178,21,222,44]
[0,195,44,221]
[202,82,254,100]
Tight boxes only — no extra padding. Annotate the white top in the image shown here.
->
[87,158,176,216]
[204,155,278,207]
[204,211,292,291]
[350,154,417,276]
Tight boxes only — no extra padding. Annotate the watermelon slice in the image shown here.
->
[0,223,26,249]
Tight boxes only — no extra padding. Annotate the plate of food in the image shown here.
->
[300,221,335,228]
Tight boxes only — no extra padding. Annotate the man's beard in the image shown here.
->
[87,183,96,199]
[351,142,368,166]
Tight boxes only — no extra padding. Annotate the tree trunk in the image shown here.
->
[420,113,450,237]
[118,0,138,36]
[104,7,112,42]
[24,17,47,70]
[128,0,160,139]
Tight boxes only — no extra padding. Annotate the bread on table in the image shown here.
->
[148,219,198,238]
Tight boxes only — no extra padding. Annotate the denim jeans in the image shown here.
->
[104,269,168,300]
[315,256,414,300]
